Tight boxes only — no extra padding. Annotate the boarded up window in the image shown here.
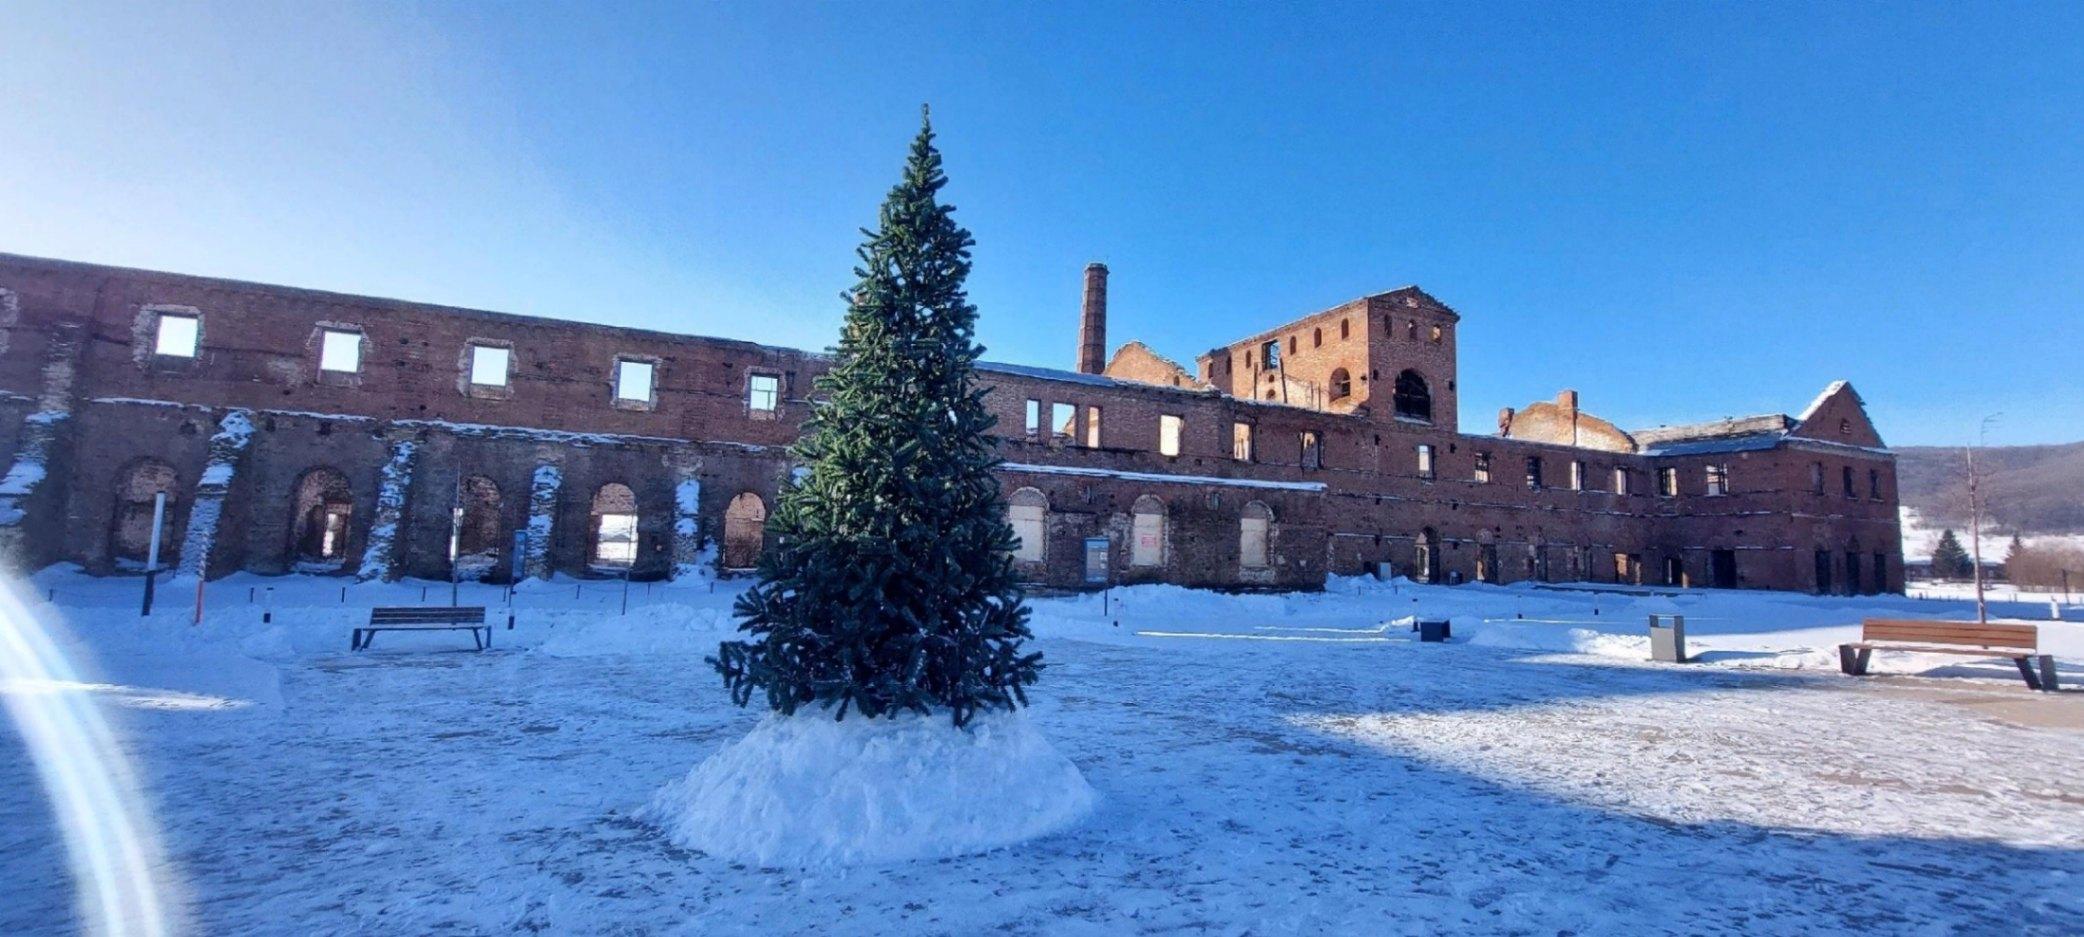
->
[110,459,178,565]
[723,492,766,569]
[1130,495,1165,568]
[591,483,639,567]
[1239,501,1272,569]
[1008,487,1047,563]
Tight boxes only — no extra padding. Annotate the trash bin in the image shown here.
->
[1649,614,1688,663]
[1417,618,1452,643]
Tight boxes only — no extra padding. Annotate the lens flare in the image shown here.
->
[0,576,179,936]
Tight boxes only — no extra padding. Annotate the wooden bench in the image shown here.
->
[353,606,490,652]
[1840,619,2059,691]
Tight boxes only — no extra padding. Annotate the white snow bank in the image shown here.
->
[1464,621,1647,659]
[644,709,1094,867]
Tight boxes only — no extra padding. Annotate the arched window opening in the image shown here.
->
[1130,495,1166,568]
[1415,527,1441,584]
[453,475,503,579]
[1340,319,1350,340]
[1008,487,1048,563]
[723,492,766,570]
[590,483,639,568]
[111,459,179,567]
[1328,368,1352,402]
[1393,369,1432,422]
[1239,501,1272,570]
[1312,327,1322,348]
[290,467,354,567]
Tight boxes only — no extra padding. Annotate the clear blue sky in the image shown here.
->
[4,2,2079,446]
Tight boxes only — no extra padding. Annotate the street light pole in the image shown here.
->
[1968,413,2000,625]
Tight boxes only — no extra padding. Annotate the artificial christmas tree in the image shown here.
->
[712,109,1042,728]
[648,112,1091,866]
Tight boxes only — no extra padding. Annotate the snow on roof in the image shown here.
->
[1796,380,1851,423]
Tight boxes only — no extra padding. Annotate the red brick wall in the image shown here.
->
[0,253,1902,593]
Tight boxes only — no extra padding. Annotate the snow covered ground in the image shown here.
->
[3,567,2081,935]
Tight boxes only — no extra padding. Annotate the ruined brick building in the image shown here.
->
[0,252,1902,593]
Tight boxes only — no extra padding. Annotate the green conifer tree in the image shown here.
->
[1931,529,1969,579]
[713,111,1042,727]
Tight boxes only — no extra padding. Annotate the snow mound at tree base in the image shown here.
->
[643,709,1094,867]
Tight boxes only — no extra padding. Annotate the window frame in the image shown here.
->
[746,371,783,417]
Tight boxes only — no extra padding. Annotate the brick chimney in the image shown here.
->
[1556,389,1580,413]
[1077,262,1108,375]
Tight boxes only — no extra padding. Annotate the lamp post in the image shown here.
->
[1967,413,2000,625]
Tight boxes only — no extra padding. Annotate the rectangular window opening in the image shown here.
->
[1232,422,1254,462]
[154,313,199,358]
[468,344,510,387]
[1159,415,1184,457]
[1024,399,1041,436]
[615,359,655,402]
[1299,430,1322,469]
[1706,464,1729,497]
[1051,402,1076,442]
[1417,444,1435,479]
[319,329,361,373]
[1084,406,1101,448]
[748,373,781,413]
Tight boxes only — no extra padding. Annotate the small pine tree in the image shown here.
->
[2004,534,2025,566]
[1931,529,1969,580]
[713,111,1042,727]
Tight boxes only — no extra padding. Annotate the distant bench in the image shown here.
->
[353,606,490,652]
[1839,619,2058,691]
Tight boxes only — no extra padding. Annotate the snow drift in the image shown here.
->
[644,709,1094,867]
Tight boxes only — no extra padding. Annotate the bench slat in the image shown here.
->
[1860,619,2036,650]
[370,606,486,625]
[1841,643,2033,658]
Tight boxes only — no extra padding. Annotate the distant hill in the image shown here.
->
[1895,441,2084,535]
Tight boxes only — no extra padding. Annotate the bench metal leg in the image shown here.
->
[2037,655,2059,692]
[351,629,365,651]
[1838,645,1872,676]
[2014,657,2043,691]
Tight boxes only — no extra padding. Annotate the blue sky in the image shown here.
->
[3,2,2079,446]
